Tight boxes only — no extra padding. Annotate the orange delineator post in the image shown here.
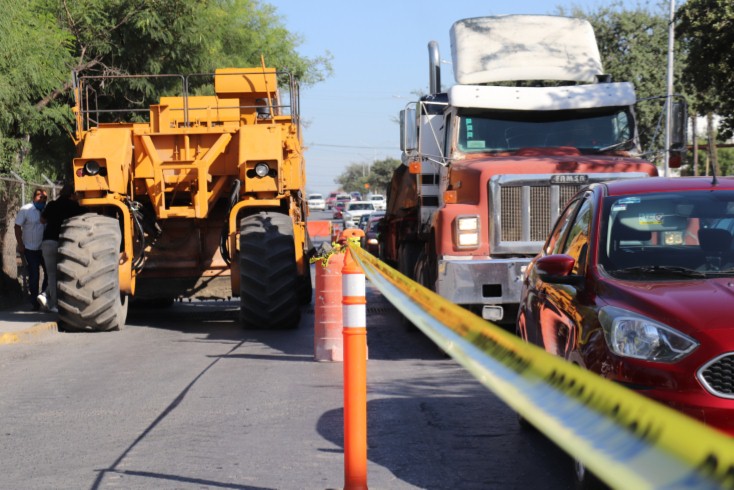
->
[314,252,345,361]
[341,229,368,490]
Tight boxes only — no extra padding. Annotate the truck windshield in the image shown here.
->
[457,107,633,153]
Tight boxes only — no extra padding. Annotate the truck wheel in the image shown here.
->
[239,212,300,329]
[398,242,422,330]
[57,214,128,332]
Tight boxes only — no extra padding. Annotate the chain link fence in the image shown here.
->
[0,175,61,307]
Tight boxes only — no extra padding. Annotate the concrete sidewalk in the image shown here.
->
[0,305,58,345]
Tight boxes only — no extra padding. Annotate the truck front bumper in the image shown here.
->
[436,257,531,319]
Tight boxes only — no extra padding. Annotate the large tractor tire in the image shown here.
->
[57,214,128,332]
[239,212,300,329]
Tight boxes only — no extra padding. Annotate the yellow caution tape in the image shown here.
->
[348,244,734,490]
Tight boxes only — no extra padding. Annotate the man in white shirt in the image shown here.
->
[14,188,48,310]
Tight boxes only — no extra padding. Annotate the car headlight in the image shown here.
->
[455,215,480,248]
[599,306,698,362]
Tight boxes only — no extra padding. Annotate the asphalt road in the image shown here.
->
[0,271,577,490]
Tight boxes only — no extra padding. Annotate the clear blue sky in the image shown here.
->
[265,0,633,195]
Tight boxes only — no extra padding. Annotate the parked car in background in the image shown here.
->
[336,193,352,207]
[343,201,375,228]
[326,192,339,210]
[361,212,385,255]
[517,177,734,437]
[368,194,386,211]
[333,201,347,220]
[357,213,371,231]
[307,193,326,211]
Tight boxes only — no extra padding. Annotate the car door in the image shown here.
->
[521,197,582,347]
[537,194,594,361]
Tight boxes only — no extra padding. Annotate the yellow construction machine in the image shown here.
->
[58,67,312,331]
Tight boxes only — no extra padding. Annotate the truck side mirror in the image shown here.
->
[668,100,688,168]
[400,107,417,153]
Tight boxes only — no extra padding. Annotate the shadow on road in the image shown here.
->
[316,393,575,489]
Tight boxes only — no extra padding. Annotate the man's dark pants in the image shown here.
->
[23,249,47,309]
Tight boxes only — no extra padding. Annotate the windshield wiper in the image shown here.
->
[595,138,635,153]
[613,265,706,278]
[701,269,734,277]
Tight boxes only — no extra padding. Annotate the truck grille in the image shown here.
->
[500,185,580,242]
[489,173,648,255]
[699,353,734,399]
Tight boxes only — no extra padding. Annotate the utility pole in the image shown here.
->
[663,0,675,177]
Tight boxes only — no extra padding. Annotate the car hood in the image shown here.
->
[601,276,734,335]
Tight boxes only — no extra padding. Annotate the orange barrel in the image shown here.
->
[313,253,345,362]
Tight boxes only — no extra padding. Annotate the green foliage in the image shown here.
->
[0,0,73,177]
[335,157,401,195]
[682,145,734,177]
[558,2,683,158]
[677,0,734,139]
[0,0,332,178]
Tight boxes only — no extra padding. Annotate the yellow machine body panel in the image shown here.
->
[71,67,308,299]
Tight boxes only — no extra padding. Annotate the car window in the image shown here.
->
[560,198,593,274]
[348,203,374,211]
[545,198,582,255]
[598,190,734,276]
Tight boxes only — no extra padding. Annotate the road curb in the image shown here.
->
[0,322,58,345]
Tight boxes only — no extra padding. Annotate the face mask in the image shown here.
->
[34,201,45,211]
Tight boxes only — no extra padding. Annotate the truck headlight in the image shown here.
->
[455,215,480,248]
[599,306,698,362]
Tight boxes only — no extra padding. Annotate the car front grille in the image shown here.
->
[698,353,734,399]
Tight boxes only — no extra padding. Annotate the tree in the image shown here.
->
[1,0,333,178]
[0,0,73,177]
[559,2,685,158]
[367,158,402,194]
[335,157,401,195]
[676,0,734,139]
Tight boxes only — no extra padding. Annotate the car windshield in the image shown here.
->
[457,107,634,154]
[599,190,734,279]
[348,203,374,211]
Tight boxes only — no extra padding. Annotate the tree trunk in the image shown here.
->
[0,185,23,307]
[707,112,720,177]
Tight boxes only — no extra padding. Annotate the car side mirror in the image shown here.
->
[536,254,583,286]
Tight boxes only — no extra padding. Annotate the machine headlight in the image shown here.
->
[455,215,479,248]
[254,162,270,177]
[599,306,698,362]
[84,160,100,175]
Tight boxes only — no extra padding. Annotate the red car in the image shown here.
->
[518,177,734,438]
[332,200,346,219]
[361,211,385,255]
